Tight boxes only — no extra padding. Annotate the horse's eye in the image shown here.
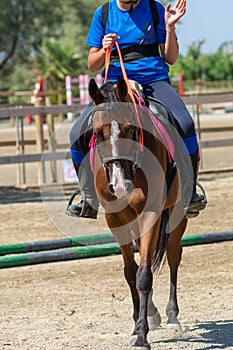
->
[130,126,135,135]
[125,126,135,137]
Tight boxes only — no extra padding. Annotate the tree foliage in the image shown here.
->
[0,0,64,71]
[35,38,81,89]
[170,40,233,82]
[203,51,233,81]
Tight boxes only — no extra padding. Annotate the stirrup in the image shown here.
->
[66,189,82,217]
[185,181,207,219]
[67,189,81,208]
[66,189,98,219]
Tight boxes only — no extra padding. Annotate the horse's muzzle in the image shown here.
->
[108,179,134,198]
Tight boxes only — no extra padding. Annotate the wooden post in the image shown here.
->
[57,91,64,122]
[46,96,57,182]
[35,100,46,184]
[15,116,26,185]
[20,117,26,184]
[15,116,22,186]
[9,95,15,127]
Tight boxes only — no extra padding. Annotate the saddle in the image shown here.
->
[141,95,178,195]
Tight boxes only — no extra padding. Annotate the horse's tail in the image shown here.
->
[152,209,169,273]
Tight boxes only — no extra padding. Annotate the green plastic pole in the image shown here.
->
[0,233,115,256]
[0,243,121,269]
[181,234,202,246]
[0,231,232,269]
[1,231,232,257]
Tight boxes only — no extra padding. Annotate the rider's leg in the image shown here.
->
[186,149,207,217]
[66,105,99,219]
[143,80,207,217]
[66,151,99,218]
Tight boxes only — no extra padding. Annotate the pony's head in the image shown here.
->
[88,76,131,104]
[88,77,142,198]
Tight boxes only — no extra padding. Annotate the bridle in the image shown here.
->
[92,102,143,182]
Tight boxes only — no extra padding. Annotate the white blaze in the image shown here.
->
[110,121,127,197]
[110,120,120,156]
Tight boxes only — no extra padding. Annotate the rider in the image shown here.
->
[66,0,207,219]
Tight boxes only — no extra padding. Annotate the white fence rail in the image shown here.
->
[0,93,233,184]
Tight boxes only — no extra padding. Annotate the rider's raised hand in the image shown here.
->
[165,0,186,30]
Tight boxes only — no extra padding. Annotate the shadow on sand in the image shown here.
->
[151,320,233,349]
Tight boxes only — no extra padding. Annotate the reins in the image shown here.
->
[104,42,144,151]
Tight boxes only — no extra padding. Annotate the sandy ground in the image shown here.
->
[0,113,233,349]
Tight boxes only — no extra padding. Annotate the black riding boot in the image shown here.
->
[66,160,99,219]
[184,151,207,218]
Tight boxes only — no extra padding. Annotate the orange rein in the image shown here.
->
[104,42,144,150]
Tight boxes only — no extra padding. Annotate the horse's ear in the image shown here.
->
[88,78,105,104]
[117,76,128,101]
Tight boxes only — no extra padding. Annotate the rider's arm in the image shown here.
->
[159,0,186,65]
[88,47,106,72]
[88,33,118,72]
[159,26,179,65]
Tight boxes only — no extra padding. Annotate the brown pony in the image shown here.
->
[88,76,188,349]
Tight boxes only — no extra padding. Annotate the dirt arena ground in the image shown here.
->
[0,113,233,349]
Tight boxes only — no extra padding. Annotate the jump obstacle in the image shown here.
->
[0,231,232,269]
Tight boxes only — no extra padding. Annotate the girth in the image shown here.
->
[110,43,160,63]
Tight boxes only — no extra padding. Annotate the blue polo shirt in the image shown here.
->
[86,0,170,85]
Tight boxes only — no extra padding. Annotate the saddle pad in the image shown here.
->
[133,92,175,163]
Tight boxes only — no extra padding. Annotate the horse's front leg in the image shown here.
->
[133,262,153,349]
[121,243,140,327]
[133,230,161,333]
[132,212,161,349]
[105,213,141,337]
[120,243,155,348]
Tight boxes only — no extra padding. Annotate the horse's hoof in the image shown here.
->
[129,334,137,346]
[166,322,183,333]
[148,310,161,331]
[132,345,151,349]
[129,335,151,349]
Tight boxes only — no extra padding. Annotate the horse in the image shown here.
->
[88,76,188,349]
